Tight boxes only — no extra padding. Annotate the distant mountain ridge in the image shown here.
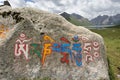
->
[60,12,92,26]
[60,12,120,26]
[91,14,120,25]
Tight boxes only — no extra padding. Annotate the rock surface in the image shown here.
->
[0,6,109,80]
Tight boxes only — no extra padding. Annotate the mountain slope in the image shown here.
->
[91,14,120,25]
[60,12,92,26]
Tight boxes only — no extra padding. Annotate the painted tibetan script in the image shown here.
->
[14,33,100,67]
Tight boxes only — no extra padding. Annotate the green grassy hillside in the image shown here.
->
[69,16,92,26]
[60,12,92,26]
[91,26,120,80]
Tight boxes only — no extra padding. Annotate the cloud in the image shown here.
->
[8,0,120,19]
[0,0,5,5]
[111,0,120,3]
[9,0,26,8]
[0,2,3,5]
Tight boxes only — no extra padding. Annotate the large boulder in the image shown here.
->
[0,6,109,80]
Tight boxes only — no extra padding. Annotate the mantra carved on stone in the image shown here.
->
[14,33,100,67]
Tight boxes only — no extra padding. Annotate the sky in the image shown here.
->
[0,0,120,20]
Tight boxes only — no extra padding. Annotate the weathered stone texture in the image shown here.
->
[0,6,109,80]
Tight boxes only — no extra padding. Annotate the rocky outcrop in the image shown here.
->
[0,6,109,80]
[0,0,11,7]
[4,1,11,7]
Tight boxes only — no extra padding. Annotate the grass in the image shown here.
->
[91,26,120,80]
